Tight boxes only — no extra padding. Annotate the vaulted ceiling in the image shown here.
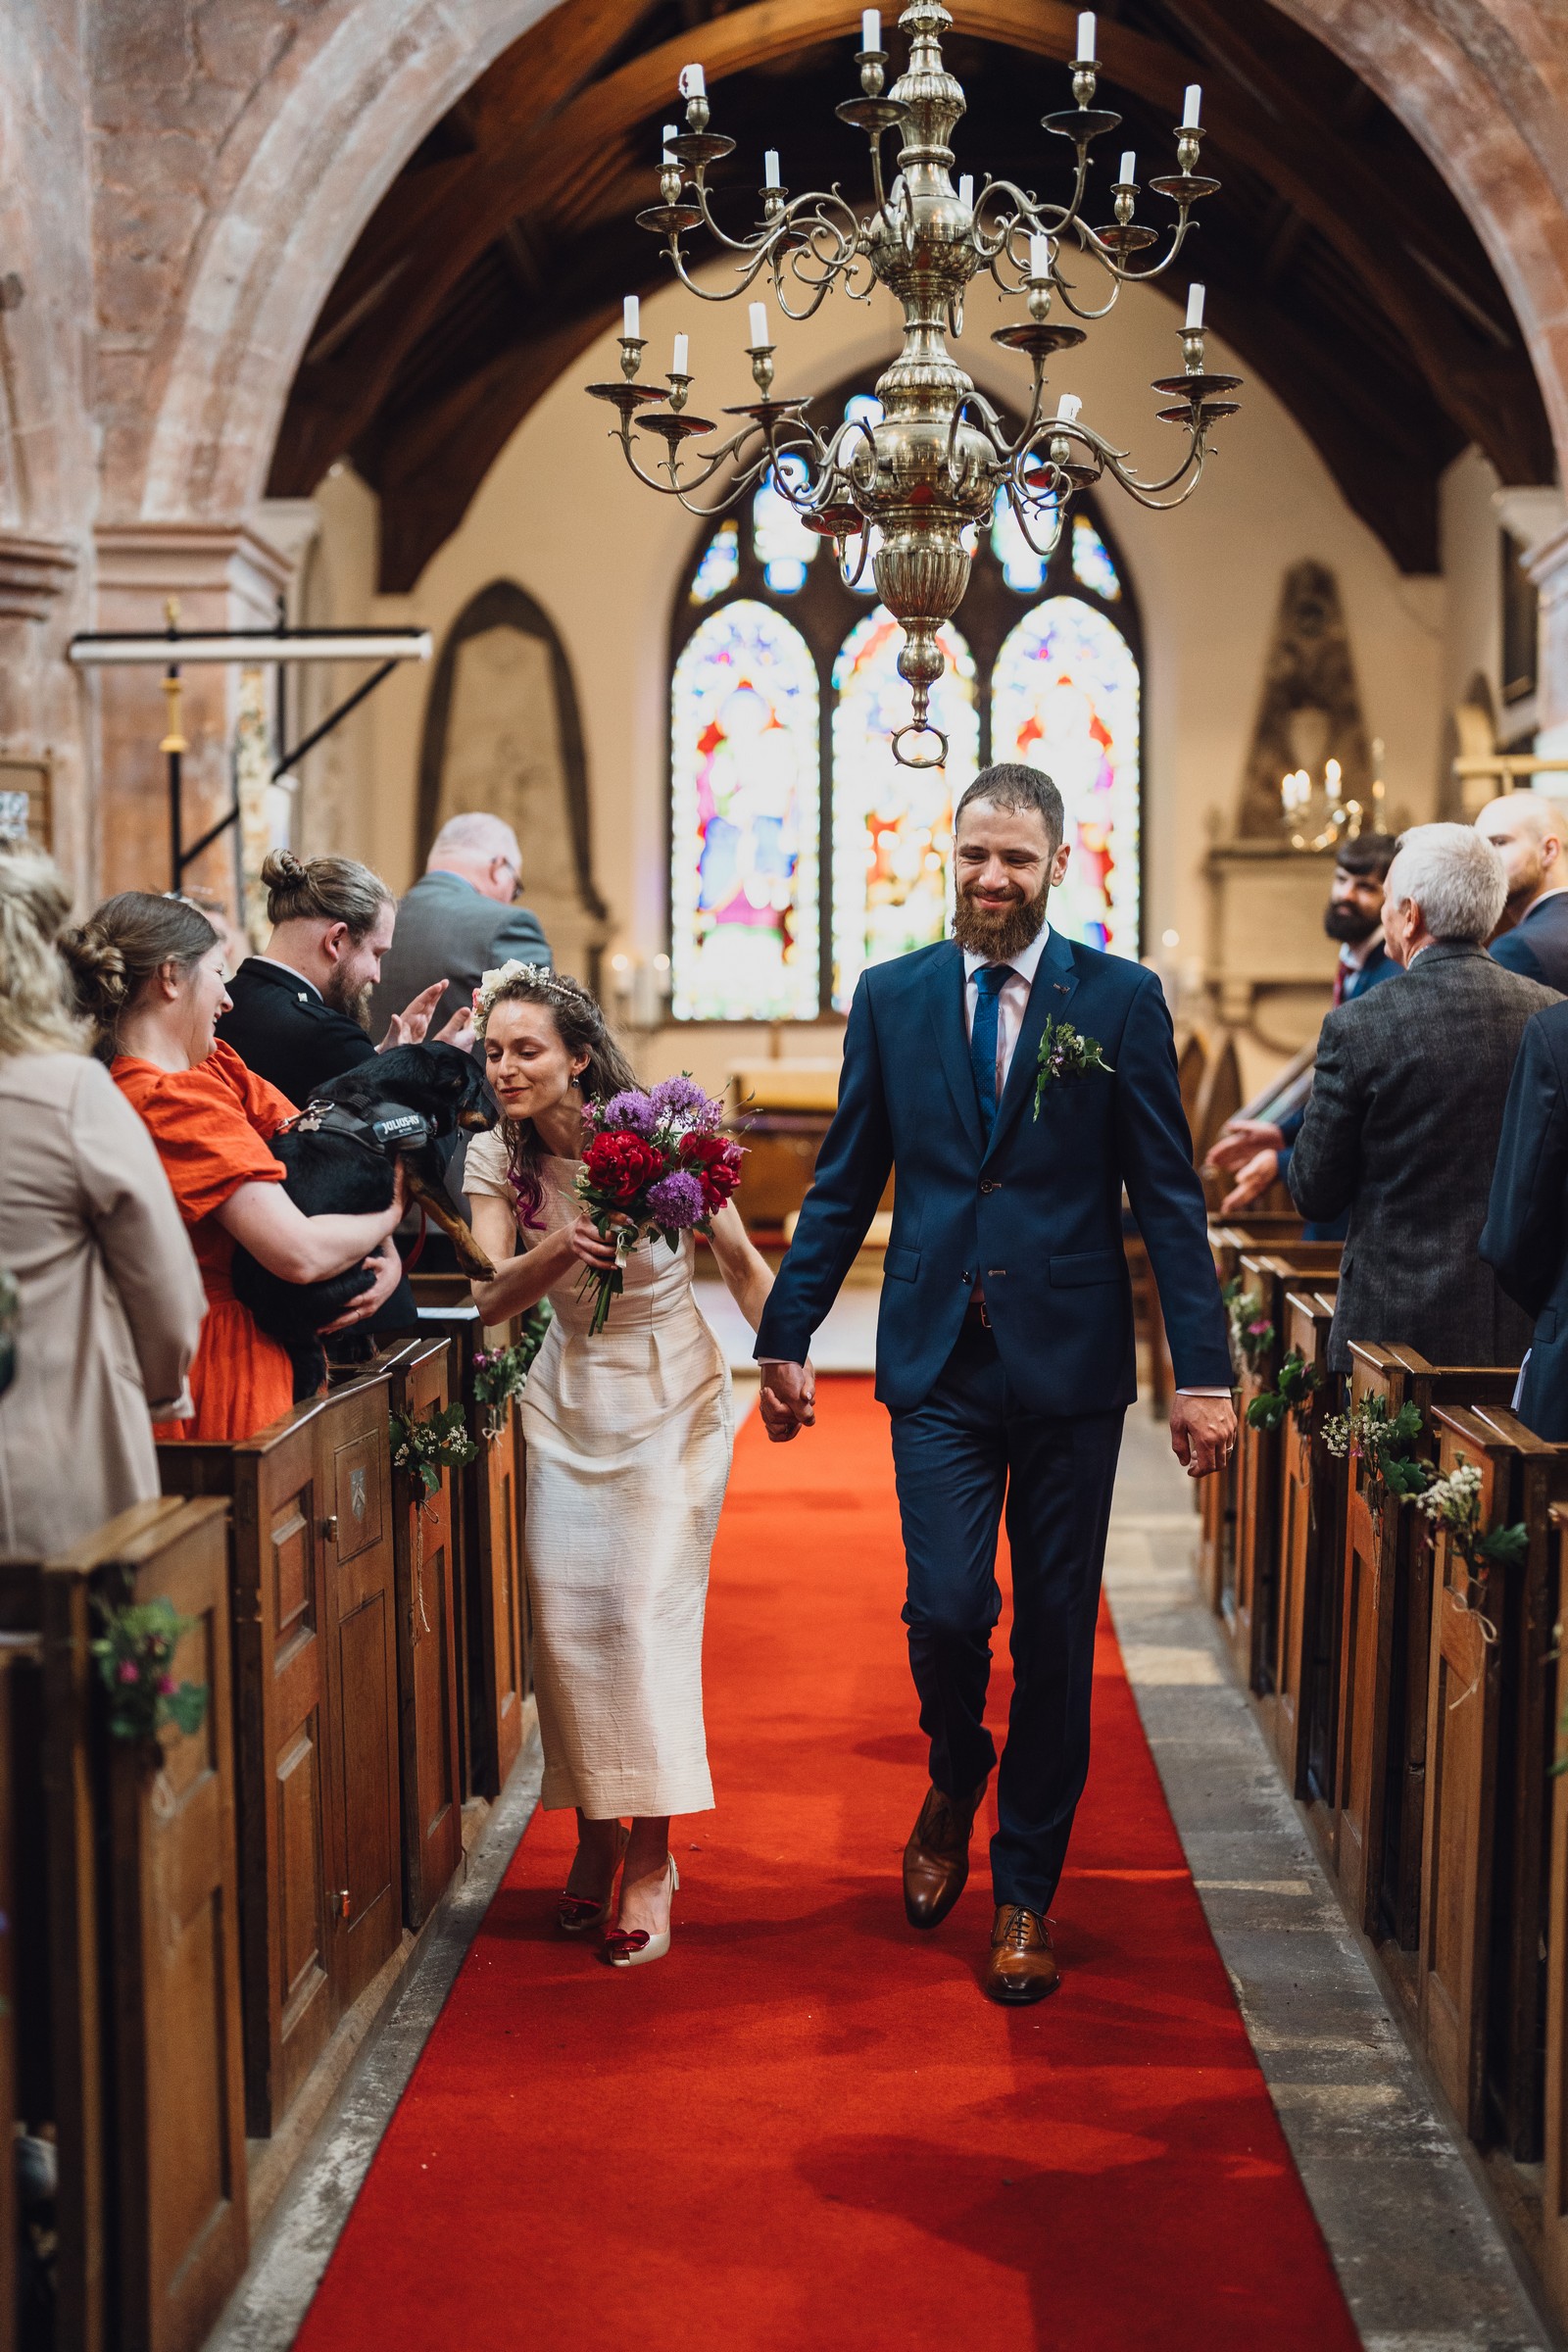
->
[268,0,1554,591]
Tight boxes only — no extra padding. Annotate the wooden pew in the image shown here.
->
[1269,1285,1341,1805]
[1418,1406,1568,2154]
[1224,1246,1342,1690]
[1199,1219,1314,1612]
[158,1374,402,2138]
[380,1337,465,1929]
[0,1632,36,2349]
[0,1497,247,2352]
[410,1275,531,1804]
[1332,1348,1519,1953]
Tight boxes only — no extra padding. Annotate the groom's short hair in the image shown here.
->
[955,763,1065,852]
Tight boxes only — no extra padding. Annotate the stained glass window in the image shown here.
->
[1071,513,1120,601]
[830,609,979,1006]
[990,487,1051,594]
[670,369,1142,1016]
[690,519,739,605]
[670,600,821,1020]
[753,458,818,595]
[991,597,1140,954]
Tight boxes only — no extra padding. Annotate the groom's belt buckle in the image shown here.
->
[967,1296,992,1330]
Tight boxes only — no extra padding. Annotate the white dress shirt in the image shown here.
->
[962,924,1052,1100]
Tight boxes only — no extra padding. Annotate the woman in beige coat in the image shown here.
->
[0,852,206,1557]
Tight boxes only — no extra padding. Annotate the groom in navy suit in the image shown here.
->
[756,764,1236,2003]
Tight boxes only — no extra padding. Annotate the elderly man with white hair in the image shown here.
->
[1475,791,1568,990]
[369,810,552,1045]
[1289,822,1557,1374]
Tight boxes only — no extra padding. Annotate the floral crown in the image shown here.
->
[471,959,593,1040]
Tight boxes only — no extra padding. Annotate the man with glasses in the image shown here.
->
[370,810,552,1047]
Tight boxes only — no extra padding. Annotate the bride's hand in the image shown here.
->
[565,1213,623,1271]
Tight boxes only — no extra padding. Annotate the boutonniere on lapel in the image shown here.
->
[1032,1016,1113,1120]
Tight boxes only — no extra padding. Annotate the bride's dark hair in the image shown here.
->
[475,967,637,1228]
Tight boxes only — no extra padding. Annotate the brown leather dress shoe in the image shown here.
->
[903,1779,988,1930]
[985,1905,1059,2004]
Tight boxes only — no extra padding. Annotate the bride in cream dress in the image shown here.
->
[465,963,779,1966]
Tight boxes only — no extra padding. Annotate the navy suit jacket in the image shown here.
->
[1491,892,1568,994]
[1480,999,1568,1440]
[753,929,1232,1415]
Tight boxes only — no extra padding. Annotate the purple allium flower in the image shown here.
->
[649,1074,720,1130]
[600,1088,659,1138]
[645,1169,707,1228]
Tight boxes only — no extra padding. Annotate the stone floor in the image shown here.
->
[205,1382,1561,2352]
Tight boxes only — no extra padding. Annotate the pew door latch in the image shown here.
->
[334,1888,351,1920]
[320,1514,339,1545]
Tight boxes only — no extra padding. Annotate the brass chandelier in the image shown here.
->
[589,0,1241,767]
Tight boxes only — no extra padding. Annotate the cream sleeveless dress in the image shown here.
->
[464,1131,731,1818]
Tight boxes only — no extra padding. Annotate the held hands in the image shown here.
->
[759,1359,816,1444]
[1170,1392,1237,1480]
[565,1211,624,1273]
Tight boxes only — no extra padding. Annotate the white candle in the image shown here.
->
[1029,232,1051,280]
[672,332,689,375]
[862,9,882,51]
[1182,81,1201,126]
[958,173,974,211]
[763,150,781,189]
[679,62,706,98]
[749,301,769,348]
[1185,281,1205,330]
[622,295,640,339]
[1055,393,1082,423]
[662,122,677,163]
[1076,12,1096,61]
[1119,149,1136,184]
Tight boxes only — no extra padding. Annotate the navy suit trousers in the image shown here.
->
[890,1318,1125,1912]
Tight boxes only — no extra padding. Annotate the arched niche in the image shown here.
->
[417,581,608,991]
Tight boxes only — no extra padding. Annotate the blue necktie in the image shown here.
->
[969,962,1010,1141]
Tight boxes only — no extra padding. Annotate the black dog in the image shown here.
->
[231,1043,498,1393]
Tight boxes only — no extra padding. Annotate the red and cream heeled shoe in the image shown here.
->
[557,1824,629,1935]
[602,1855,680,1969]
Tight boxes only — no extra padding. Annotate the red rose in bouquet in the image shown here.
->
[581,1130,662,1206]
[679,1131,745,1212]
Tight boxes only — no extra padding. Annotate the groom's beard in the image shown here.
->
[322,968,374,1030]
[953,875,1052,962]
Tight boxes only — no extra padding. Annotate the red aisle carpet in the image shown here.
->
[293,1379,1359,2351]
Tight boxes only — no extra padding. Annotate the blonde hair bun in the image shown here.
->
[260,849,307,890]
[58,923,130,1013]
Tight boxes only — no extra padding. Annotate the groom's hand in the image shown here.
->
[1170,1392,1237,1480]
[759,1359,815,1444]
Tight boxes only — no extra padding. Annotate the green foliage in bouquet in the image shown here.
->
[391,1400,477,1501]
[1222,1278,1273,1375]
[91,1590,208,1745]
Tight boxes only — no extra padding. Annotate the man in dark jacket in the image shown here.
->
[368,810,552,1042]
[1481,1000,1568,1438]
[1205,832,1398,1234]
[1290,823,1557,1375]
[1477,792,1568,991]
[217,850,466,1348]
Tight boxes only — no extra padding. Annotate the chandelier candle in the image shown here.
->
[591,0,1241,763]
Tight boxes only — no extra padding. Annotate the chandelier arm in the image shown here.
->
[1001,478,1067,561]
[614,421,772,504]
[839,524,874,591]
[1095,431,1211,507]
[1103,218,1199,286]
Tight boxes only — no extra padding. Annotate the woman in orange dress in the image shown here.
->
[64,894,406,1443]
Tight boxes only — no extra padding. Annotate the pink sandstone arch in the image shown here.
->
[125,0,1568,535]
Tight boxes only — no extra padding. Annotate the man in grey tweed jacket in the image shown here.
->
[1290,823,1559,1374]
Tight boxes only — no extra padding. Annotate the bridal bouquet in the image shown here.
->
[575,1076,745,1334]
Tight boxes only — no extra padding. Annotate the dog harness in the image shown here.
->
[280,1097,435,1155]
